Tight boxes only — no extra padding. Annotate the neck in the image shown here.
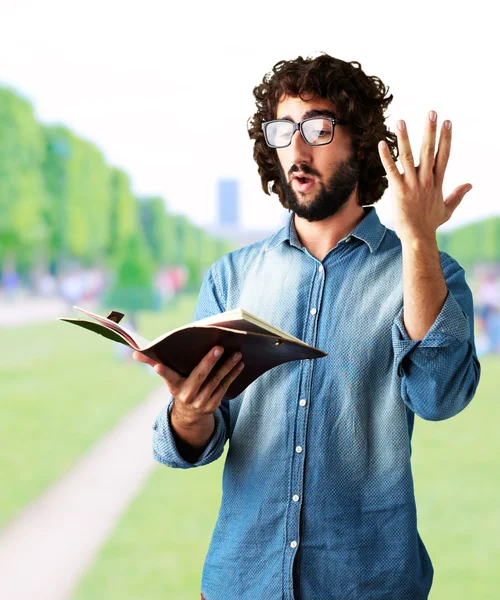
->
[293,197,367,262]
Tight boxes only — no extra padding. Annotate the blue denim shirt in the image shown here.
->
[152,206,481,600]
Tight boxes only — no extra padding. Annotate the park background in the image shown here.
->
[1,0,499,598]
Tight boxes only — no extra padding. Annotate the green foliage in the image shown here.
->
[0,84,245,287]
[107,168,141,266]
[138,196,178,267]
[66,135,112,263]
[41,125,113,267]
[438,216,500,271]
[482,217,500,263]
[0,87,49,270]
[103,234,159,312]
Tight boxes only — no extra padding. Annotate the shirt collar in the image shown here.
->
[265,206,386,254]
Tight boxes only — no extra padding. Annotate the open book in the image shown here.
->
[57,306,328,399]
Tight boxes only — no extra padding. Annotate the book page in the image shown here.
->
[72,306,151,348]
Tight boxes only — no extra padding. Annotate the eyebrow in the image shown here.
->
[278,108,337,122]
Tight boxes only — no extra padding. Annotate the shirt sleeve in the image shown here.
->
[151,261,231,468]
[391,252,481,421]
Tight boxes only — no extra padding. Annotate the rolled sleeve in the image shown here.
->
[391,252,481,421]
[152,395,229,468]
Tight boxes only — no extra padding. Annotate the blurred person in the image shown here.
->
[473,311,490,356]
[155,267,176,304]
[1,263,20,300]
[140,53,481,600]
[37,272,57,296]
[476,271,500,353]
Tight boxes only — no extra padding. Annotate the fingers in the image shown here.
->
[434,120,452,188]
[208,358,245,406]
[132,347,245,409]
[132,351,156,367]
[443,183,473,215]
[172,347,245,416]
[199,351,245,406]
[132,350,184,393]
[185,347,243,404]
[418,111,438,178]
[378,140,401,182]
[381,113,452,189]
[395,119,417,181]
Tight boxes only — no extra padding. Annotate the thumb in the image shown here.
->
[444,183,472,213]
[153,362,184,392]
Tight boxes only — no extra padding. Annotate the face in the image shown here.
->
[274,95,360,222]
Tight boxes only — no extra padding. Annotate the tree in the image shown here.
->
[41,125,112,272]
[0,87,49,275]
[103,233,160,329]
[107,168,141,268]
[138,196,178,267]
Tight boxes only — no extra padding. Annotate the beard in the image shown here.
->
[277,154,361,222]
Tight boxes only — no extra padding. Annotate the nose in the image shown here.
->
[286,127,313,167]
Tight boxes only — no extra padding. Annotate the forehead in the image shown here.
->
[276,94,337,121]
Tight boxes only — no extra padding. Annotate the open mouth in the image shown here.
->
[293,176,316,193]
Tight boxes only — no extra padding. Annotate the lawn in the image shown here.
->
[71,354,500,599]
[0,293,198,529]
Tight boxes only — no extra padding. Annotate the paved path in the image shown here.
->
[0,296,78,327]
[0,385,168,600]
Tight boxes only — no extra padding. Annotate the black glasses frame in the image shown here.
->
[261,116,350,148]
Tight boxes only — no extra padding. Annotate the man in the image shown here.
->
[134,53,481,600]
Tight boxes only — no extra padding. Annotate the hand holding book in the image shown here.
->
[133,345,245,415]
[58,306,328,399]
[133,345,245,462]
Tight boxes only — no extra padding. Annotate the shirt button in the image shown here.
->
[299,399,306,406]
[290,541,298,548]
[292,494,300,502]
[295,445,303,453]
[310,308,317,315]
[318,265,323,273]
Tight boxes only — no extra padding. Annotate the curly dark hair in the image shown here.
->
[247,52,398,209]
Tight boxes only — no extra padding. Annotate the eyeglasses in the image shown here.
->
[261,117,350,148]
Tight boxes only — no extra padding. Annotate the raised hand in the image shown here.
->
[378,111,473,243]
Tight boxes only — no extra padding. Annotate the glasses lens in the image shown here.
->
[265,121,294,147]
[302,118,333,145]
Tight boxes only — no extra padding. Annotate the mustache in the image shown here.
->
[289,165,319,179]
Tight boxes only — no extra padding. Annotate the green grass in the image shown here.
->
[72,452,225,600]
[71,355,500,599]
[0,293,198,529]
[413,354,500,597]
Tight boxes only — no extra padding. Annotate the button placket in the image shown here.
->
[285,257,323,572]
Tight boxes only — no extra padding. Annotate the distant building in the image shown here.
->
[209,178,278,247]
[217,179,240,228]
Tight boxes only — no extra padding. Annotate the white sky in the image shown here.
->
[1,0,497,234]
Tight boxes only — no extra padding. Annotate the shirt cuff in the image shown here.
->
[392,288,471,377]
[152,396,227,469]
